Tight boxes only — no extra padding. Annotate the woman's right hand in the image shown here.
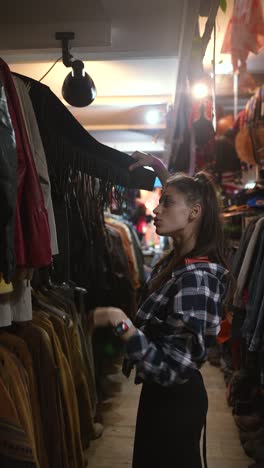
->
[129,151,170,187]
[129,151,156,171]
[87,306,127,331]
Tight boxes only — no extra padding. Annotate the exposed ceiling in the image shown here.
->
[1,0,264,155]
[1,0,185,154]
[9,58,178,130]
[0,0,183,57]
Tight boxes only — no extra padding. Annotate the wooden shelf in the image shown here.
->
[222,210,264,218]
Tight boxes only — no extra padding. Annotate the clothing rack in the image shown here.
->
[214,212,264,463]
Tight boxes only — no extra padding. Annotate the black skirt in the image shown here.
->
[132,370,208,468]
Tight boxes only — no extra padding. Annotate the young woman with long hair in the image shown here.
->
[89,152,230,468]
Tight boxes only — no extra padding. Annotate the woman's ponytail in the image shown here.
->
[192,171,225,266]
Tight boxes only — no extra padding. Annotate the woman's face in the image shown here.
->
[153,185,195,238]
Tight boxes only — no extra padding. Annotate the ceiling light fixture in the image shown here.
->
[55,31,96,107]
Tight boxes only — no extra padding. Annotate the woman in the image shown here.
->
[90,152,229,468]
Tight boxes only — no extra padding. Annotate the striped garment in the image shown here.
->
[123,257,229,387]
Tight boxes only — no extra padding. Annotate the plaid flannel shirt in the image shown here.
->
[123,259,228,386]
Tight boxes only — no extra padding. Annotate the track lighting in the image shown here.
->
[55,32,96,107]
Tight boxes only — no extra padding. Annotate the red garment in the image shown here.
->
[217,319,232,344]
[221,0,264,71]
[0,59,51,268]
[189,99,213,126]
[136,216,147,235]
[190,102,216,171]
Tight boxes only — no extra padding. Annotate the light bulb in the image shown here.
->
[192,82,209,99]
[145,110,161,125]
[245,181,256,189]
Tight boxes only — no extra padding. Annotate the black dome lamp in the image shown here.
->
[55,31,96,107]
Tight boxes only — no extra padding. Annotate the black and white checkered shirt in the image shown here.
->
[123,258,228,386]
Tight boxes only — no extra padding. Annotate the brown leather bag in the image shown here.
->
[235,85,264,166]
[235,127,256,165]
[249,125,264,165]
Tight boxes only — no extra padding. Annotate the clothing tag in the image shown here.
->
[0,274,13,294]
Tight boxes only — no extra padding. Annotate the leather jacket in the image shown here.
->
[0,78,17,282]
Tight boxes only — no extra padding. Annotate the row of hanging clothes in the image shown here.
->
[210,211,264,463]
[105,212,145,308]
[228,213,264,380]
[0,282,99,468]
[0,56,155,467]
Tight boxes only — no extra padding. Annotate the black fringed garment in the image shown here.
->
[13,73,155,202]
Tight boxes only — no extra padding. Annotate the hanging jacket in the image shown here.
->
[13,73,156,193]
[13,75,58,256]
[0,58,52,269]
[0,79,17,282]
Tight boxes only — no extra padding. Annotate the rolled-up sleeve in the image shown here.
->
[125,270,223,386]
